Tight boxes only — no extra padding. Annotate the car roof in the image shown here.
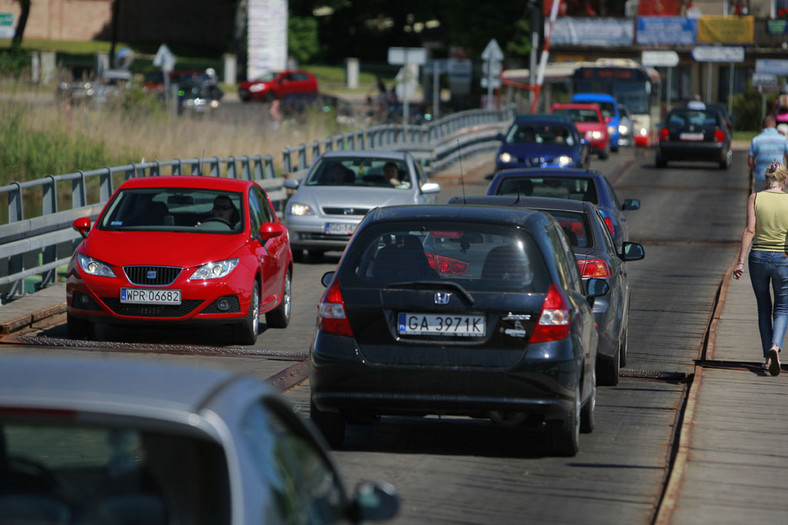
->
[366,203,552,230]
[0,354,260,417]
[317,150,411,161]
[117,175,255,191]
[450,195,589,213]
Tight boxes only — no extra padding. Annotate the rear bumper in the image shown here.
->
[658,141,727,161]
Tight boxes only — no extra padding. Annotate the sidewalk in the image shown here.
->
[664,264,788,524]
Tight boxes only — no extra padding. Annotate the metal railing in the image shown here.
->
[0,106,514,303]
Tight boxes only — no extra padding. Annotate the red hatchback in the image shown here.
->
[238,70,319,102]
[550,103,610,160]
[66,176,293,344]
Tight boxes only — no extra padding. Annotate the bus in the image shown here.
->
[571,58,662,147]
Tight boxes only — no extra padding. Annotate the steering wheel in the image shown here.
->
[202,216,232,227]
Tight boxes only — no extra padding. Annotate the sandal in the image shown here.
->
[769,347,781,376]
[762,359,770,370]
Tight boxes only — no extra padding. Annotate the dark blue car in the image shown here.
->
[486,167,640,252]
[495,114,589,171]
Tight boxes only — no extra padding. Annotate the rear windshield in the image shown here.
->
[496,177,598,204]
[343,222,550,293]
[667,109,720,127]
[506,123,576,146]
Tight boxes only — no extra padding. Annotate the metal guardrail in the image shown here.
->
[0,107,514,303]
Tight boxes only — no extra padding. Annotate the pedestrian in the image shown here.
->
[778,123,788,138]
[733,160,788,376]
[748,114,788,193]
[269,99,281,132]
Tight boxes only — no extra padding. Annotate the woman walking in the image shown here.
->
[733,161,788,375]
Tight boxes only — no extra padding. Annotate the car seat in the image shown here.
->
[372,235,436,281]
[481,244,531,285]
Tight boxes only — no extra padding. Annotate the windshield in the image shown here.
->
[506,123,575,146]
[552,108,600,123]
[253,72,277,82]
[305,158,412,189]
[99,188,244,233]
[496,176,598,204]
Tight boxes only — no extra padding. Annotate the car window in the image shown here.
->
[598,175,622,210]
[508,124,575,146]
[248,189,265,236]
[553,108,600,123]
[598,102,615,119]
[593,208,617,255]
[546,210,591,248]
[548,224,583,293]
[99,188,244,233]
[344,222,550,293]
[497,177,598,203]
[305,158,410,189]
[241,400,346,524]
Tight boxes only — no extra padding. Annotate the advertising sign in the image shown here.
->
[641,50,680,68]
[0,13,14,39]
[696,15,754,43]
[636,17,697,45]
[247,0,288,82]
[755,59,788,76]
[550,18,634,46]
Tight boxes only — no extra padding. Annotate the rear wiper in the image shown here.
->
[384,280,475,306]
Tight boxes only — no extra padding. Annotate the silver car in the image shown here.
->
[284,150,440,260]
[0,354,398,525]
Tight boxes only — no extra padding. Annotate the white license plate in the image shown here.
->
[120,288,181,305]
[679,132,704,141]
[398,313,486,337]
[325,222,356,236]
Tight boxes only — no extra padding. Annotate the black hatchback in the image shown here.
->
[656,106,732,169]
[309,205,609,456]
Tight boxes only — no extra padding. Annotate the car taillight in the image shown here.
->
[577,258,612,278]
[425,253,470,275]
[603,216,614,237]
[713,129,726,143]
[529,284,571,343]
[659,128,669,142]
[318,279,353,337]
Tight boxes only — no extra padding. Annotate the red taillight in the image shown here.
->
[529,284,571,343]
[603,216,614,237]
[318,279,353,337]
[659,128,669,142]
[425,253,470,275]
[577,258,612,278]
[713,129,726,143]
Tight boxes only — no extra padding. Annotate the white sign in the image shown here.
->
[756,59,788,76]
[691,46,744,63]
[0,13,14,39]
[388,47,427,66]
[153,44,176,72]
[481,39,504,62]
[752,73,778,87]
[641,50,679,68]
[247,0,288,81]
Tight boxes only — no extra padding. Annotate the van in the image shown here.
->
[571,93,621,152]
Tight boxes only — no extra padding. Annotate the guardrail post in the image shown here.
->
[241,156,251,179]
[263,157,276,179]
[43,175,57,217]
[227,156,237,179]
[72,171,87,208]
[190,158,201,175]
[152,161,161,177]
[172,160,181,176]
[99,167,113,201]
[210,157,220,177]
[298,147,308,170]
[253,156,263,180]
[3,182,24,301]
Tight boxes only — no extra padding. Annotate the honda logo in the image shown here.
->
[434,292,451,305]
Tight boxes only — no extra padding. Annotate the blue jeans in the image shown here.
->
[748,250,788,358]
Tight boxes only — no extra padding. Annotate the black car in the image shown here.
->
[449,196,645,386]
[656,106,733,169]
[309,205,609,456]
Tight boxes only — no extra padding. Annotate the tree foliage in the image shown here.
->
[288,16,320,65]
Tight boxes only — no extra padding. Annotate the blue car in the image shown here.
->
[494,114,589,171]
[571,93,621,152]
[486,167,640,252]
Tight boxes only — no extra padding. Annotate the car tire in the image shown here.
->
[719,149,732,170]
[597,349,620,386]
[310,399,346,448]
[291,249,305,263]
[611,145,619,153]
[307,249,325,260]
[580,369,596,434]
[234,282,259,345]
[67,313,94,340]
[265,270,291,328]
[547,387,581,457]
[655,152,667,168]
[619,327,628,368]
[264,92,276,103]
[598,148,610,160]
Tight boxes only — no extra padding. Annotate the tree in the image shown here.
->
[289,16,320,65]
[11,0,31,52]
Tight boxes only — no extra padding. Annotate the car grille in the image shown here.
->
[298,233,353,242]
[123,265,182,286]
[102,298,203,318]
[322,207,371,216]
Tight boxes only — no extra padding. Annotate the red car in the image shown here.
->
[550,103,610,160]
[66,176,293,345]
[238,70,319,102]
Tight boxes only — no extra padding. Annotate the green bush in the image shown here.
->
[732,84,779,132]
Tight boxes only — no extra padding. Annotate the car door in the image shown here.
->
[248,187,285,311]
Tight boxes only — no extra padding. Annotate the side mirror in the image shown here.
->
[421,182,440,194]
[495,132,505,142]
[72,217,91,239]
[259,222,285,241]
[283,178,299,190]
[586,278,610,298]
[349,480,399,522]
[321,271,335,287]
[622,198,640,211]
[620,242,645,261]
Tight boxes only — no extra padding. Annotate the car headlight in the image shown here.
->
[619,124,630,135]
[249,84,264,93]
[557,155,573,167]
[637,127,648,136]
[189,258,239,281]
[607,125,616,135]
[498,152,512,164]
[287,202,314,216]
[587,130,604,140]
[77,253,116,278]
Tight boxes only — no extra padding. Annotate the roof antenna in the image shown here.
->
[457,139,466,203]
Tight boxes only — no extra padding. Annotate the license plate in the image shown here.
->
[121,288,181,305]
[398,313,486,337]
[325,222,356,236]
[679,132,704,141]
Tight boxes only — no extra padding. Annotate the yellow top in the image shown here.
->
[753,191,788,252]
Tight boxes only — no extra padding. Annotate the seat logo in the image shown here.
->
[434,292,451,304]
[147,270,157,279]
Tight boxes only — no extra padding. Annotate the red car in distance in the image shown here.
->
[238,70,319,102]
[550,103,611,160]
[67,176,293,345]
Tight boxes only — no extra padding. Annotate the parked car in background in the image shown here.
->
[310,204,609,456]
[550,103,610,159]
[617,104,634,147]
[283,150,440,260]
[67,176,293,345]
[571,93,621,152]
[448,195,645,386]
[0,354,399,525]
[494,114,589,171]
[656,105,733,169]
[238,70,318,102]
[56,69,131,106]
[280,92,356,126]
[486,167,641,252]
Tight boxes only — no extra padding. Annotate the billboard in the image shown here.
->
[247,0,288,81]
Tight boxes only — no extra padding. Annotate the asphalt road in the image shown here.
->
[2,145,748,524]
